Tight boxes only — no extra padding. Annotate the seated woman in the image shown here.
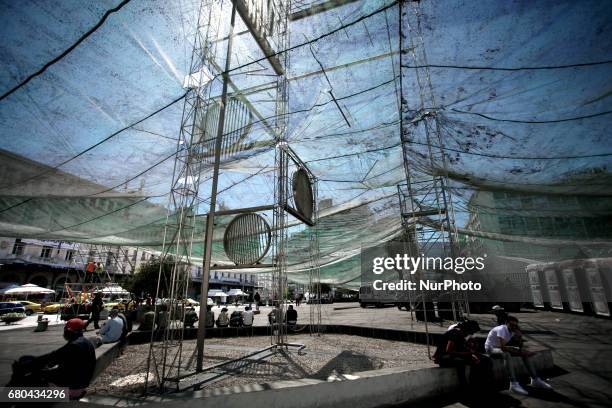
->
[216,307,229,328]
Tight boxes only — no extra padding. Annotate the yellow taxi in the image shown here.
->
[103,300,135,311]
[19,301,42,315]
[43,302,67,314]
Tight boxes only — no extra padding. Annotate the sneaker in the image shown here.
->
[530,377,553,390]
[510,381,529,395]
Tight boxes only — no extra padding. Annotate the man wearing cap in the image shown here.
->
[8,318,96,399]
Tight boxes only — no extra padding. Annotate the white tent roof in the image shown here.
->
[227,289,246,296]
[4,283,55,295]
[99,285,130,294]
[207,290,227,298]
[0,284,19,293]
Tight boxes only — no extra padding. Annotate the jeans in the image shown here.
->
[487,348,538,381]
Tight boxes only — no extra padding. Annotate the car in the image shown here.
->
[185,298,199,306]
[0,302,26,316]
[60,302,91,321]
[104,301,125,311]
[43,302,67,314]
[19,301,42,315]
[104,301,135,311]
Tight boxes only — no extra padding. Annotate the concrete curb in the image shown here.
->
[86,328,555,407]
[84,351,555,408]
[93,341,125,380]
[126,324,441,346]
[82,366,461,408]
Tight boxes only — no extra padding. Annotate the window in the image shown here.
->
[493,191,506,201]
[498,215,513,234]
[520,196,533,207]
[40,246,52,258]
[65,250,74,261]
[11,239,24,256]
[538,217,554,236]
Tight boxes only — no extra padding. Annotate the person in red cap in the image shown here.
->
[7,318,96,399]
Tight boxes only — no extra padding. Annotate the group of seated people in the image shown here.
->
[268,304,298,327]
[201,304,298,329]
[203,305,255,328]
[433,315,552,395]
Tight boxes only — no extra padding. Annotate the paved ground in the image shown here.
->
[0,312,66,331]
[0,303,610,407]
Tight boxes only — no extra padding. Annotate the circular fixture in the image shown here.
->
[223,213,271,265]
[292,168,314,221]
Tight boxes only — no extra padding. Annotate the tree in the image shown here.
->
[121,257,174,298]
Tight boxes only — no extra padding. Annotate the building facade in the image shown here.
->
[464,190,612,261]
[0,237,156,293]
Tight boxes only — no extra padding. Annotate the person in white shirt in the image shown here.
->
[242,306,254,327]
[96,309,124,346]
[485,316,552,395]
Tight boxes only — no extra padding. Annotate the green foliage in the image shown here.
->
[121,256,174,298]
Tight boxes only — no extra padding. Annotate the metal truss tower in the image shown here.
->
[145,0,223,392]
[398,0,468,322]
[145,0,299,392]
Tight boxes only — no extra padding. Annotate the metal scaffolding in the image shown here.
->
[398,0,468,332]
[144,0,223,392]
[143,0,317,393]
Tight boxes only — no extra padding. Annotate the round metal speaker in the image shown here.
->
[223,213,271,265]
[292,168,314,221]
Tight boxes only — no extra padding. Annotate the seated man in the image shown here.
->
[204,305,215,328]
[286,305,298,327]
[268,303,283,325]
[184,307,198,328]
[95,308,124,346]
[229,310,243,327]
[242,306,254,327]
[433,320,488,387]
[485,315,552,395]
[116,309,130,342]
[216,307,229,328]
[8,318,96,400]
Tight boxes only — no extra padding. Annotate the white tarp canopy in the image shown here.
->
[0,1,610,289]
[0,284,19,293]
[99,285,130,295]
[227,289,246,296]
[4,283,55,295]
[208,290,227,298]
